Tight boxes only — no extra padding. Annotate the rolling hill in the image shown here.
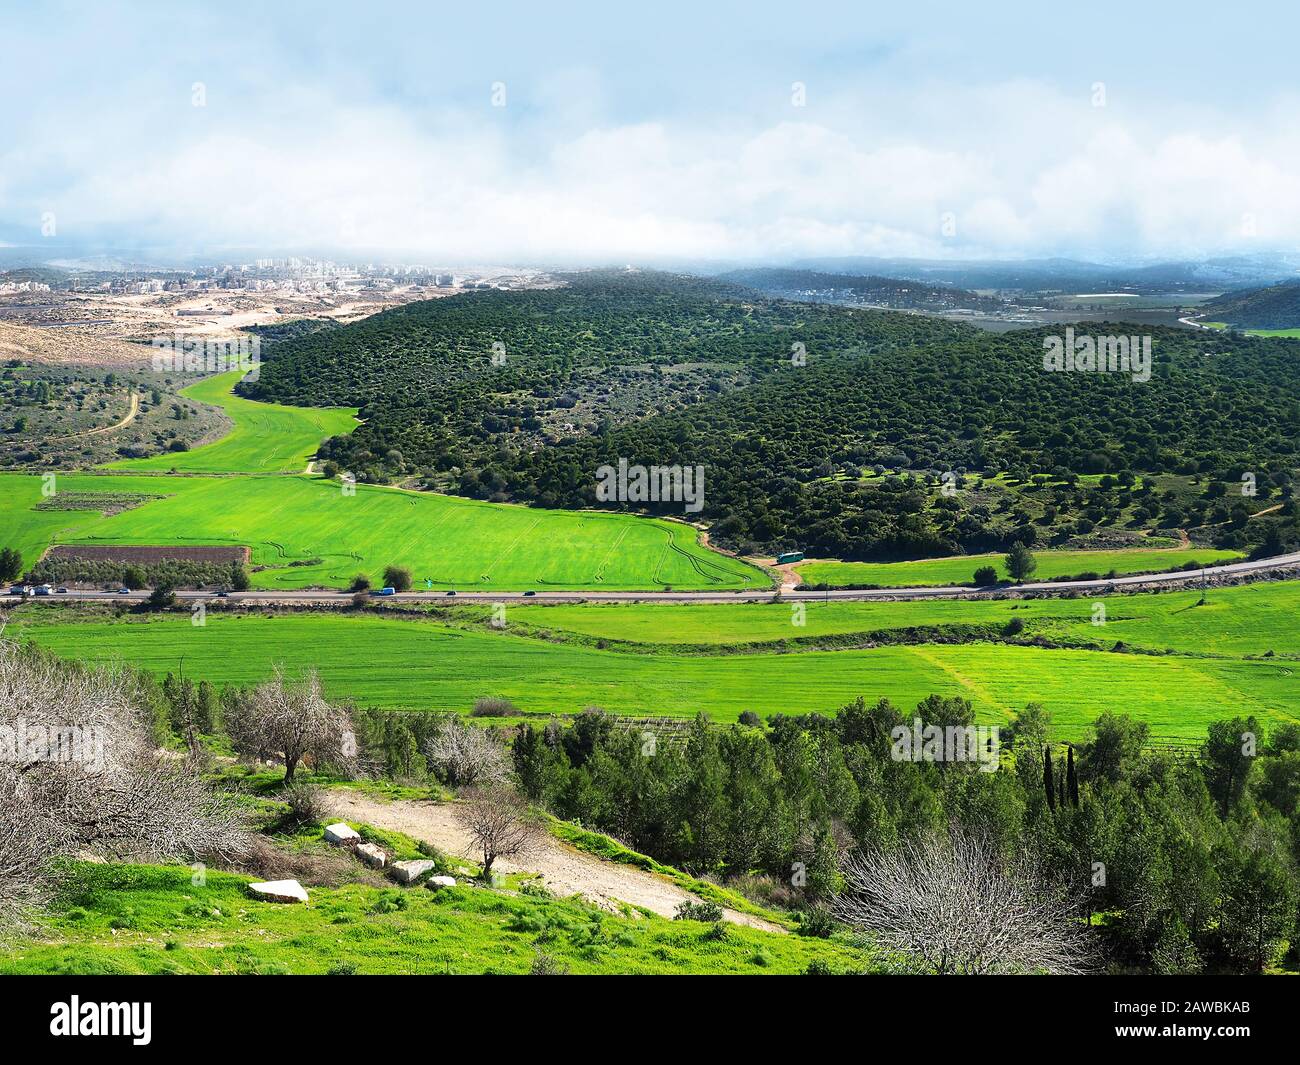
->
[1199,280,1300,330]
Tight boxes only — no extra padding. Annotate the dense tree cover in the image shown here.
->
[717,267,1004,312]
[245,272,1300,557]
[503,703,1300,973]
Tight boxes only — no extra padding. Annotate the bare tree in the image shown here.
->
[0,641,249,932]
[454,786,540,879]
[225,668,354,782]
[833,825,1095,975]
[424,716,509,787]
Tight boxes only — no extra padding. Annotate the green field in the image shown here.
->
[1,472,762,591]
[14,606,1298,741]
[0,860,858,975]
[796,547,1244,588]
[509,582,1300,657]
[104,370,359,474]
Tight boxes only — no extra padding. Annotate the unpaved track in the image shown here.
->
[328,792,783,933]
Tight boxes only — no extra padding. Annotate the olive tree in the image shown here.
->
[225,668,354,782]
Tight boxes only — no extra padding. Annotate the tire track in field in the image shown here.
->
[906,646,1014,720]
[479,516,543,584]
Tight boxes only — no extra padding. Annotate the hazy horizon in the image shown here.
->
[6,0,1300,264]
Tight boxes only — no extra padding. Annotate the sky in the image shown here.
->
[3,0,1300,265]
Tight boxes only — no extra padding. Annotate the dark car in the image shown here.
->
[446,590,457,596]
[55,587,69,594]
[216,590,230,598]
[523,590,537,596]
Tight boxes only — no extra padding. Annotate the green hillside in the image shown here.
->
[104,369,358,474]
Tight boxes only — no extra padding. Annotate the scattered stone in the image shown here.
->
[323,822,361,846]
[248,879,309,904]
[356,843,387,868]
[426,875,457,889]
[391,859,439,884]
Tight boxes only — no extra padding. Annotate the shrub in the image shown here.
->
[529,951,569,975]
[738,710,761,727]
[973,565,998,586]
[382,565,412,592]
[797,905,836,938]
[350,573,371,592]
[470,696,523,718]
[674,899,724,922]
[278,780,327,830]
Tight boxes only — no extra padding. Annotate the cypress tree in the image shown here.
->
[1043,746,1056,811]
[1067,744,1079,808]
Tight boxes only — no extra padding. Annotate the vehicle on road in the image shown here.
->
[55,587,69,594]
[523,589,537,596]
[372,586,396,596]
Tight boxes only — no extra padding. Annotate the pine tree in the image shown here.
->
[1043,745,1056,811]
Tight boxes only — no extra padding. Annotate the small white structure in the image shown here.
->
[391,859,439,884]
[248,879,309,904]
[323,822,361,846]
[356,842,387,868]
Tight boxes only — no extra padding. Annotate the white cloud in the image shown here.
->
[7,62,1300,263]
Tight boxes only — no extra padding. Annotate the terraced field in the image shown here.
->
[797,547,1244,588]
[13,599,1299,741]
[0,472,761,590]
[104,369,359,474]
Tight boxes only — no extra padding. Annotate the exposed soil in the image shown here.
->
[328,791,784,933]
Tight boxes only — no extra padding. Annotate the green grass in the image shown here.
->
[0,861,861,975]
[104,370,359,474]
[797,547,1243,588]
[13,608,1298,741]
[508,582,1300,656]
[0,472,763,591]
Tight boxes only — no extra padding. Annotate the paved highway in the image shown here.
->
[13,551,1300,606]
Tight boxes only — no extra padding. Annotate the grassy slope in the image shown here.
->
[0,862,858,975]
[0,473,763,591]
[797,547,1243,588]
[13,607,1298,740]
[103,370,359,474]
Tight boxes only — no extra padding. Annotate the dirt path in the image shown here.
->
[53,389,139,440]
[328,792,784,932]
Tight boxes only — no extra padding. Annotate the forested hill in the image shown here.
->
[478,325,1300,557]
[242,271,1300,560]
[1199,280,1300,329]
[718,267,1004,312]
[240,268,968,474]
